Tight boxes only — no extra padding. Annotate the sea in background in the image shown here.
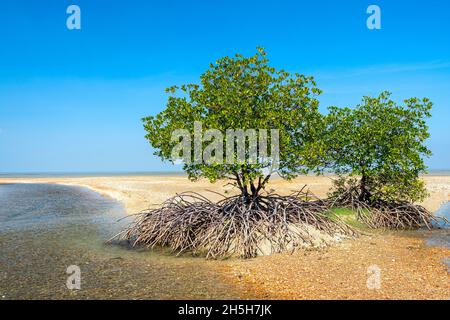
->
[0,171,186,178]
[1,169,450,178]
[423,170,450,176]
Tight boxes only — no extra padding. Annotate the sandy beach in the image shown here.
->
[2,174,448,213]
[1,174,449,299]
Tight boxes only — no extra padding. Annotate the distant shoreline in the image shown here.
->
[0,171,186,178]
[0,174,449,213]
[1,170,450,179]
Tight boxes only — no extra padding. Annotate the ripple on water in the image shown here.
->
[0,183,242,299]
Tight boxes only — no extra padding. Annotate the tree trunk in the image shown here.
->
[234,171,271,204]
[359,174,371,203]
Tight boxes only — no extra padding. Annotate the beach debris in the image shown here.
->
[112,190,357,259]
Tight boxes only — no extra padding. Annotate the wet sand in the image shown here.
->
[0,175,449,299]
[228,232,450,299]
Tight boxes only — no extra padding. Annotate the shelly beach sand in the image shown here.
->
[0,174,449,299]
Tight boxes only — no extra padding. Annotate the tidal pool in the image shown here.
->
[425,201,450,248]
[0,184,241,299]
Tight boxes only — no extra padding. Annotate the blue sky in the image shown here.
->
[0,0,449,172]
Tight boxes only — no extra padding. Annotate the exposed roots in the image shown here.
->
[329,184,447,230]
[113,189,357,259]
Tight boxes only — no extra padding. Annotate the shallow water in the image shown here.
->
[0,183,125,232]
[423,202,450,269]
[425,202,450,248]
[433,202,450,226]
[0,184,241,300]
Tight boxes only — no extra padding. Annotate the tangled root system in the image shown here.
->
[329,185,447,229]
[114,189,357,259]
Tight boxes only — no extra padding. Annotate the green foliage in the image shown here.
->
[328,207,366,229]
[143,48,323,197]
[330,207,354,216]
[324,91,432,202]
